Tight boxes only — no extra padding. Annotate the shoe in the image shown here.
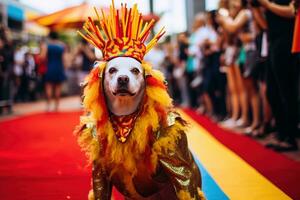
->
[235,118,249,128]
[219,118,236,128]
[253,132,268,139]
[273,143,298,152]
[243,127,253,136]
[266,140,298,152]
[265,141,280,149]
[265,143,275,148]
[261,122,276,135]
[196,106,205,115]
[243,124,261,137]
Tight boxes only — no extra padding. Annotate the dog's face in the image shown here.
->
[103,57,145,116]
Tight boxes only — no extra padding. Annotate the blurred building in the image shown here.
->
[0,0,24,31]
[186,0,205,31]
[0,0,45,39]
[185,0,220,31]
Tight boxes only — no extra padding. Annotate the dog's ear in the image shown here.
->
[142,62,165,82]
[142,61,173,108]
[94,61,105,79]
[98,64,105,80]
[82,61,109,121]
[142,61,167,89]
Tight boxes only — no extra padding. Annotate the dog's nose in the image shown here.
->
[117,75,129,85]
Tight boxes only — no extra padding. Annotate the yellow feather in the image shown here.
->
[88,190,94,200]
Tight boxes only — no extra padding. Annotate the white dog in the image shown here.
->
[77,56,204,200]
[76,2,204,199]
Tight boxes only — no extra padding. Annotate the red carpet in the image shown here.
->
[0,112,123,200]
[183,108,300,200]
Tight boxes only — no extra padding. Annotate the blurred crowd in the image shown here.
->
[145,0,300,152]
[0,26,97,114]
[0,0,299,151]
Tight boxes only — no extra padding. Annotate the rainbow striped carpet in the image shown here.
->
[182,109,300,200]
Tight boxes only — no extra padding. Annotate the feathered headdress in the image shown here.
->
[75,0,173,175]
[78,0,165,62]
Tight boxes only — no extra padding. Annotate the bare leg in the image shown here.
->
[225,87,231,117]
[179,76,190,107]
[254,81,273,136]
[234,65,249,126]
[54,83,62,112]
[45,83,53,111]
[220,66,241,128]
[203,92,213,116]
[244,78,260,129]
[260,82,272,123]
[226,66,240,121]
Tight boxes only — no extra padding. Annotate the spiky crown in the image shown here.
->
[78,1,165,62]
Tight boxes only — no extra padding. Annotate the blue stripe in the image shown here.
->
[193,155,229,200]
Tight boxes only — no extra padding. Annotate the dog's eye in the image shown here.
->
[131,68,140,75]
[109,67,117,74]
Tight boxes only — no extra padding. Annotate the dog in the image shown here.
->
[76,56,205,200]
[75,2,204,199]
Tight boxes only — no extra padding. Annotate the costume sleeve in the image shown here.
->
[91,161,112,200]
[74,115,111,200]
[158,130,205,200]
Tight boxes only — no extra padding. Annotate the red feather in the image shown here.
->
[146,76,166,89]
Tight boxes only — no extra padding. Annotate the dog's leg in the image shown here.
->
[157,132,205,200]
[91,161,112,200]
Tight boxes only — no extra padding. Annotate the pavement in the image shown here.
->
[0,96,82,121]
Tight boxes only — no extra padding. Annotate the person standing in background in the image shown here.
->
[258,0,299,151]
[161,36,178,103]
[174,32,190,107]
[13,45,26,102]
[17,52,35,101]
[203,10,227,120]
[217,0,254,129]
[41,31,67,112]
[75,39,95,84]
[0,25,14,114]
[187,14,207,108]
[250,2,274,138]
[34,40,48,99]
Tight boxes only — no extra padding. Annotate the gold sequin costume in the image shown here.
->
[75,1,205,199]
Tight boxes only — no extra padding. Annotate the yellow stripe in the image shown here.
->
[179,110,291,200]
